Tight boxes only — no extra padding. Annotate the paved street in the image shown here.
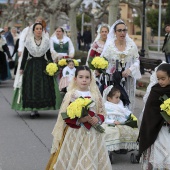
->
[0,79,144,170]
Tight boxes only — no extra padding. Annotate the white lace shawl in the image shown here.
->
[25,35,49,57]
[101,38,141,79]
[104,100,131,124]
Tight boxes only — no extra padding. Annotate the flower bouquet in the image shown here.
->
[61,97,105,133]
[88,56,108,72]
[159,94,170,124]
[121,114,138,128]
[58,59,67,67]
[45,62,58,76]
[73,59,79,67]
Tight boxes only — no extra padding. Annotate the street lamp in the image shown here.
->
[140,0,153,57]
[140,0,146,57]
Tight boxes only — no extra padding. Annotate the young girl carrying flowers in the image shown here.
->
[46,65,112,170]
[138,63,170,169]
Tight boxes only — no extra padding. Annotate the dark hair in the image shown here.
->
[33,23,43,32]
[95,69,103,74]
[165,24,170,29]
[114,22,125,32]
[157,63,170,77]
[107,87,120,98]
[75,65,91,77]
[56,27,64,33]
[67,59,74,65]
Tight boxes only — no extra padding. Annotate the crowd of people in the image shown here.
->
[1,16,170,170]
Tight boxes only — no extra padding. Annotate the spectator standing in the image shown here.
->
[83,27,92,51]
[3,26,14,56]
[77,31,82,50]
[162,24,170,63]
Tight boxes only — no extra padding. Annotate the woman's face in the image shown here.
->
[33,25,43,37]
[115,24,127,41]
[11,29,17,34]
[100,27,109,40]
[56,28,64,39]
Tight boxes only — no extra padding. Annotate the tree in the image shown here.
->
[120,0,150,58]
[76,14,91,31]
[147,9,165,36]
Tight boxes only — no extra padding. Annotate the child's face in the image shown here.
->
[108,92,121,104]
[157,70,170,87]
[74,70,91,91]
[68,62,74,69]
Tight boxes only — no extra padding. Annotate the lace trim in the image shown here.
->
[106,142,138,151]
[91,41,104,54]
[104,38,138,63]
[25,36,49,57]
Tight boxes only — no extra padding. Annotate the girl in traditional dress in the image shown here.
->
[102,85,138,152]
[59,59,76,91]
[46,65,112,170]
[11,23,61,118]
[138,63,170,170]
[50,27,75,61]
[101,19,141,112]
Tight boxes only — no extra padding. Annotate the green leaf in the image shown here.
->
[61,112,69,120]
[160,111,170,123]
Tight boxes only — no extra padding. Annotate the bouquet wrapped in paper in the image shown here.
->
[61,97,105,133]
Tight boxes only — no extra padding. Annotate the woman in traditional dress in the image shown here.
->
[101,19,141,111]
[86,24,110,66]
[11,23,61,118]
[50,27,75,62]
[0,28,12,83]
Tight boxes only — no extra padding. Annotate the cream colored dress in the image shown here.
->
[52,90,112,170]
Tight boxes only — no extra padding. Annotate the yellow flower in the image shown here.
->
[84,98,92,107]
[58,59,67,66]
[91,57,108,70]
[46,63,58,76]
[164,98,170,104]
[131,114,138,121]
[160,103,167,111]
[66,97,93,119]
[73,59,79,66]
